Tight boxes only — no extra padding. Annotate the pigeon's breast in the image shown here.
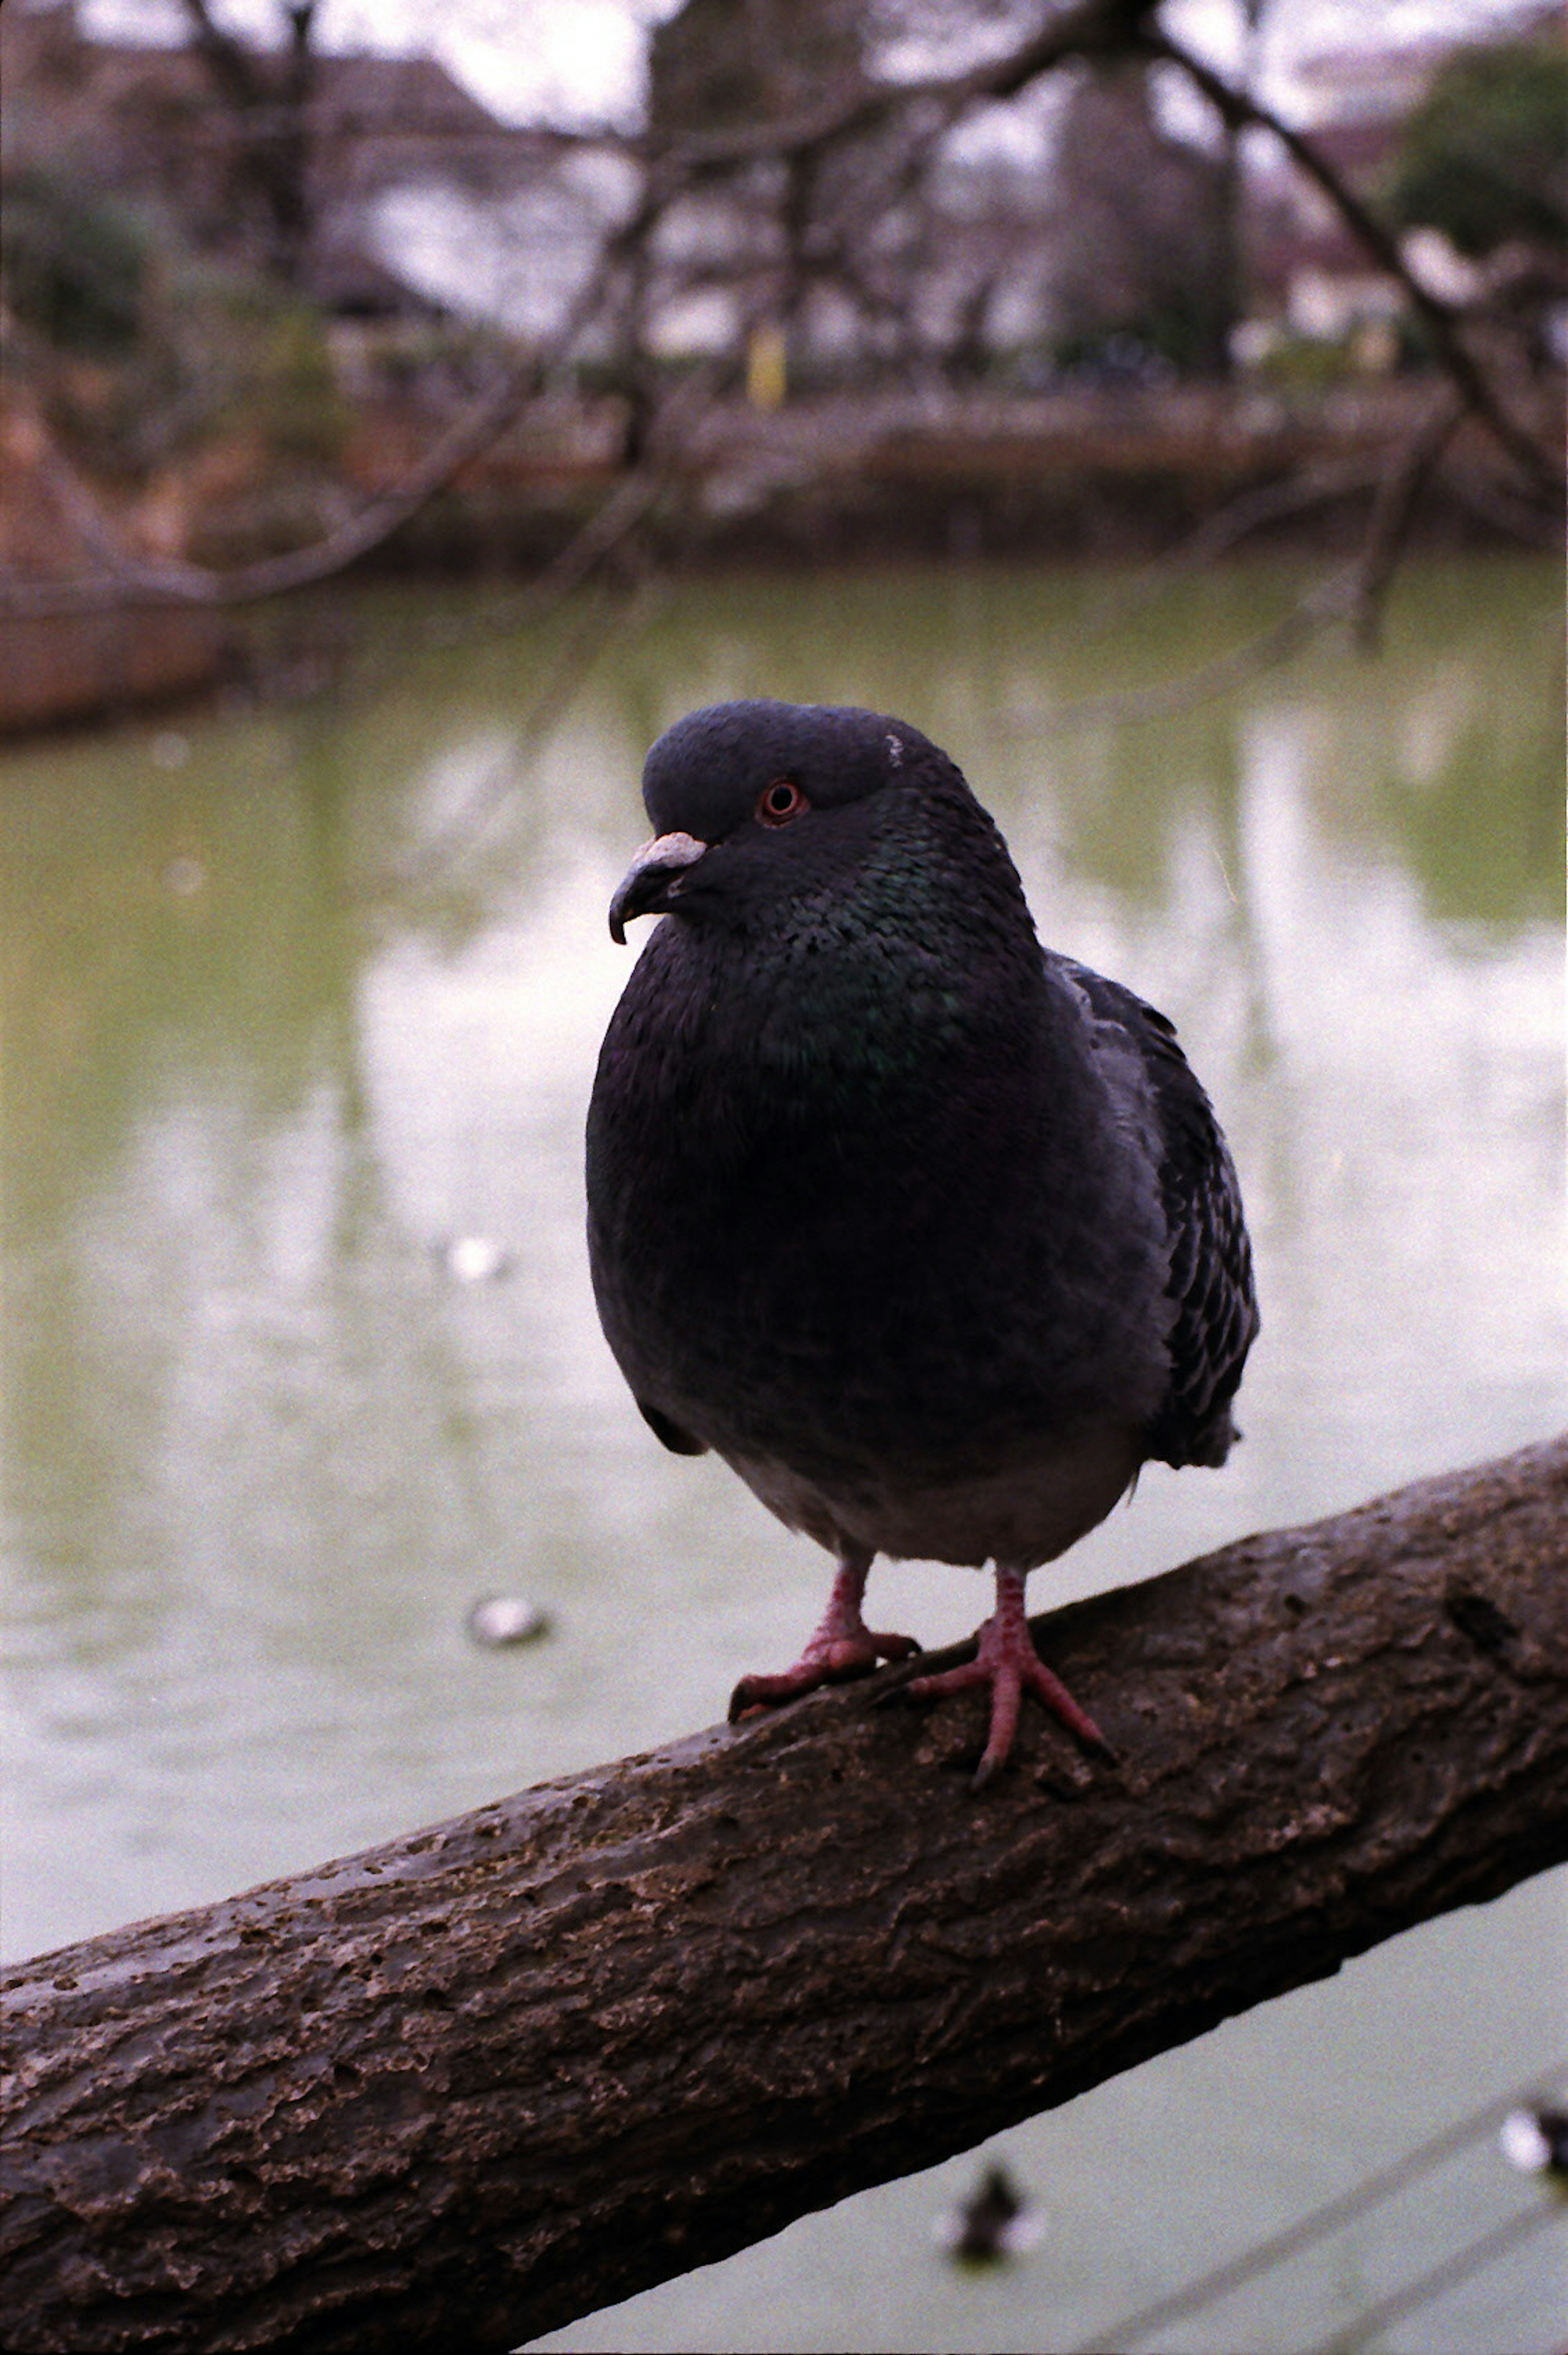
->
[587,897,1174,1499]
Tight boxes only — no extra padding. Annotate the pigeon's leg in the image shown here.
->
[729,1543,921,1722]
[904,1564,1110,1785]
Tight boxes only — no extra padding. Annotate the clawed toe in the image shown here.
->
[728,1677,780,1722]
[903,1578,1111,1784]
[903,1658,987,1704]
[728,1627,922,1724]
[862,1629,922,1668]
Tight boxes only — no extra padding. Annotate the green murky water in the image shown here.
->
[3,553,1564,2351]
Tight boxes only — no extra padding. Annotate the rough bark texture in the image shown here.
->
[4,1438,1566,2355]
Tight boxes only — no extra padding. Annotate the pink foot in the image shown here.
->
[729,1546,920,1723]
[904,1566,1111,1785]
[730,1626,921,1718]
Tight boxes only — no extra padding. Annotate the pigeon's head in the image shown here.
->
[608,699,945,943]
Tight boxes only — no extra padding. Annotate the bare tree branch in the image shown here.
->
[1348,390,1465,648]
[0,365,537,616]
[0,189,663,620]
[393,578,650,894]
[1007,566,1355,733]
[1065,452,1392,646]
[4,0,1556,635]
[648,0,1158,176]
[1145,27,1565,498]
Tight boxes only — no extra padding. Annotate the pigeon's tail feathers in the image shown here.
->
[638,1398,709,1456]
[1061,960,1260,1470]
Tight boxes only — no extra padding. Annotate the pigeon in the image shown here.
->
[586,700,1258,1783]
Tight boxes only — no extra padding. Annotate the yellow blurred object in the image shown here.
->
[1351,318,1399,374]
[746,323,787,409]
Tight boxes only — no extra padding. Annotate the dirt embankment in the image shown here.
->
[0,400,232,733]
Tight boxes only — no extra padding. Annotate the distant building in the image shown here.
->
[0,0,539,316]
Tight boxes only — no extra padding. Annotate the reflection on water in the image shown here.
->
[2,555,1564,2353]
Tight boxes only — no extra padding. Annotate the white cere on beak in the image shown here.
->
[608,831,710,942]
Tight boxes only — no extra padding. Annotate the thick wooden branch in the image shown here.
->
[4,1438,1565,2355]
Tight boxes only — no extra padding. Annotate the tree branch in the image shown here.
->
[11,0,1553,632]
[4,1437,1565,2355]
[647,0,1158,176]
[1145,28,1565,497]
[1348,389,1464,649]
[1006,564,1358,733]
[0,365,541,617]
[0,0,1167,622]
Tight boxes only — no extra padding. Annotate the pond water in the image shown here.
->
[2,553,1564,2352]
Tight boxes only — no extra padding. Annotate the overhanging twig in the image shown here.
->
[1146,28,1564,499]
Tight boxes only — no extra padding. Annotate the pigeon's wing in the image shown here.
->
[637,1398,710,1456]
[1065,962,1259,1468]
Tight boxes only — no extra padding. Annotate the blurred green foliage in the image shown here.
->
[168,267,351,464]
[1,167,149,356]
[2,167,349,482]
[1387,38,1568,257]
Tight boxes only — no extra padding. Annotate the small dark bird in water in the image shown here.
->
[587,700,1258,1782]
[933,2161,1045,2262]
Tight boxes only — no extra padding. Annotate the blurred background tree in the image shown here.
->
[1046,60,1232,379]
[1386,34,1568,260]
[0,0,1560,627]
[0,168,149,359]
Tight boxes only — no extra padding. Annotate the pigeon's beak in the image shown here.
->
[608,831,710,943]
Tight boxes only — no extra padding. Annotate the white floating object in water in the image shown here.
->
[1499,2107,1567,2178]
[444,1235,510,1283]
[467,1595,550,1648]
[165,855,207,897]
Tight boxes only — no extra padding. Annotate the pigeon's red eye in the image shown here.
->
[756,777,808,828]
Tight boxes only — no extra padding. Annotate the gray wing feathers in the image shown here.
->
[1064,960,1259,1468]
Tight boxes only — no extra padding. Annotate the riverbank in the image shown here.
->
[2,375,1555,733]
[355,379,1537,571]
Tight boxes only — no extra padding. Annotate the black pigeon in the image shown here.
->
[587,700,1258,1782]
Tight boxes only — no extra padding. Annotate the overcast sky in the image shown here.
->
[82,0,1543,127]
